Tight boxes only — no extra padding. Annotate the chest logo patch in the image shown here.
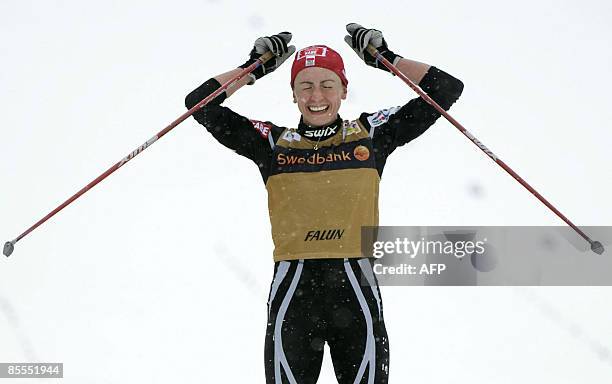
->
[353,145,370,161]
[282,130,301,142]
[345,121,362,136]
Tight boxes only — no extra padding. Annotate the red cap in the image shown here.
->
[290,45,348,88]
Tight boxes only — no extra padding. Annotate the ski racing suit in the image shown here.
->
[185,66,463,384]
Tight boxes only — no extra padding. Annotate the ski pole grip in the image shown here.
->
[257,51,276,65]
[366,44,380,58]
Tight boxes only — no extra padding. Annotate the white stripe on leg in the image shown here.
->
[357,258,382,321]
[344,260,376,384]
[274,260,304,384]
[268,261,290,318]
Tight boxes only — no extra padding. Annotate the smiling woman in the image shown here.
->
[293,68,347,127]
[290,46,348,127]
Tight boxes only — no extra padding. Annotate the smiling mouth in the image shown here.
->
[307,105,329,113]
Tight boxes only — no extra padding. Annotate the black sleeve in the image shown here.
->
[185,78,283,172]
[359,66,464,174]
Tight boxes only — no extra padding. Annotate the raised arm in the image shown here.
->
[344,23,464,174]
[344,23,432,83]
[184,33,295,168]
[209,32,297,98]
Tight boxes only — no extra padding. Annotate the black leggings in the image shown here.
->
[265,258,389,384]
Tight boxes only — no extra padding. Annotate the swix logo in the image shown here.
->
[277,151,351,165]
[303,125,337,138]
[118,136,158,168]
[464,130,497,161]
[250,119,271,138]
[304,229,345,241]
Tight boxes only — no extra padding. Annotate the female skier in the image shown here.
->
[185,23,463,384]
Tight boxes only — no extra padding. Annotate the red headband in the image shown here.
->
[290,45,348,88]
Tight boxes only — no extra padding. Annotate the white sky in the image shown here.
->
[1,0,611,383]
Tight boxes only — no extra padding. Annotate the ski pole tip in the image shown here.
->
[3,241,14,257]
[591,241,604,255]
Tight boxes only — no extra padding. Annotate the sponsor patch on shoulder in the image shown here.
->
[250,120,271,138]
[366,106,401,128]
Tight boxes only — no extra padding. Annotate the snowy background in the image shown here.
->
[1,0,611,383]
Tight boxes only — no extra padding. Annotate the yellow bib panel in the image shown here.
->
[266,120,380,261]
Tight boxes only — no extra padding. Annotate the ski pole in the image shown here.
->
[365,44,604,255]
[3,51,275,258]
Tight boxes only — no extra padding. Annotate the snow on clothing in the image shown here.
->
[185,66,463,262]
[185,66,463,383]
[264,257,389,384]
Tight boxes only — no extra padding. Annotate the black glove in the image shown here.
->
[344,23,402,72]
[239,32,296,84]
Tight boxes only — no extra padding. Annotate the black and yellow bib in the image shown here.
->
[266,119,380,261]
